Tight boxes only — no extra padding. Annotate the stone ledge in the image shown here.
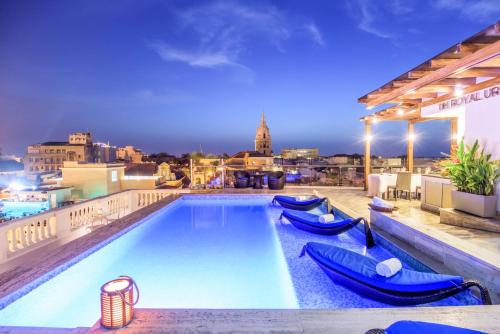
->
[87,306,500,334]
[440,208,500,233]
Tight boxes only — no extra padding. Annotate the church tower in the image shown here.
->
[255,112,272,156]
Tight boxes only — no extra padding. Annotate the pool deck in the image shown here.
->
[0,188,499,333]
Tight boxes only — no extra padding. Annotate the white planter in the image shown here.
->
[451,190,497,218]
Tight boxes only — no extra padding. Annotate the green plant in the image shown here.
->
[445,140,500,196]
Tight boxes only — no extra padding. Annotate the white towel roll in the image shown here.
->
[376,258,402,277]
[319,213,335,223]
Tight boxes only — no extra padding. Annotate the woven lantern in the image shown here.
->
[100,276,139,329]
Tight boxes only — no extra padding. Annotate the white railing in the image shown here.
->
[0,189,183,264]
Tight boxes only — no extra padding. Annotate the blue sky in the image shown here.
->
[0,0,498,157]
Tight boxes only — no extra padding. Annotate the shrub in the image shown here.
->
[445,140,500,196]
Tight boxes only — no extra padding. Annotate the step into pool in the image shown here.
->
[0,195,478,328]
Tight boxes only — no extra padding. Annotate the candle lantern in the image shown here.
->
[100,275,139,329]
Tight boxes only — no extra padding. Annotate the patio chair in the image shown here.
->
[387,172,412,200]
[234,171,250,188]
[268,171,285,190]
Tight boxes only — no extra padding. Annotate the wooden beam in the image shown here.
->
[407,121,414,172]
[408,70,432,79]
[420,76,500,108]
[366,40,500,108]
[447,67,500,78]
[431,78,477,86]
[430,58,459,68]
[364,121,372,191]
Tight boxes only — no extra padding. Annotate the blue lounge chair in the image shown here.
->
[300,242,491,306]
[272,195,327,211]
[280,210,375,248]
[366,321,486,334]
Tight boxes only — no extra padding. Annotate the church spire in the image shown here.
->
[255,112,272,156]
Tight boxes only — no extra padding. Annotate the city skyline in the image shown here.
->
[1,0,498,157]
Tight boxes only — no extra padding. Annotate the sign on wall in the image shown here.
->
[439,86,499,111]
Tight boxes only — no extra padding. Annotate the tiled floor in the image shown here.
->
[315,188,499,256]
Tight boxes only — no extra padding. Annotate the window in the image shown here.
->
[111,170,118,182]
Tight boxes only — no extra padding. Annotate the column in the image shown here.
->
[364,120,372,190]
[407,121,414,172]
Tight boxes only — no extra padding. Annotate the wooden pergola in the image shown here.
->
[358,22,500,189]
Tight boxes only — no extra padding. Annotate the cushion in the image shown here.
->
[386,321,485,334]
[274,195,320,206]
[283,210,353,229]
[305,242,463,293]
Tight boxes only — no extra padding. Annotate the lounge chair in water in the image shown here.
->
[299,242,491,306]
[272,195,327,211]
[280,210,375,248]
[365,320,486,334]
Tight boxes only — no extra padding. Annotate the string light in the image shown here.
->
[397,109,404,116]
[364,134,373,142]
[407,133,416,141]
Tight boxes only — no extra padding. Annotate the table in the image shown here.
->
[367,173,421,198]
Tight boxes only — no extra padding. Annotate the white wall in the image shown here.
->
[462,88,500,213]
[421,85,500,212]
[463,91,500,160]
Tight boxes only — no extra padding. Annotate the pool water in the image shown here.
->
[0,195,477,328]
[0,201,49,219]
[0,197,297,328]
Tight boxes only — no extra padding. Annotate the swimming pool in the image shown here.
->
[0,195,477,328]
[0,200,48,219]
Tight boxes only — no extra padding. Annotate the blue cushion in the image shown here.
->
[274,195,320,206]
[386,321,485,334]
[283,210,354,229]
[305,242,463,293]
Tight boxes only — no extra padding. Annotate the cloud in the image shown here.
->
[151,1,323,73]
[304,23,325,46]
[432,0,500,22]
[346,0,398,39]
[149,42,244,69]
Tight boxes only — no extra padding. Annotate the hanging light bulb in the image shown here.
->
[454,84,464,97]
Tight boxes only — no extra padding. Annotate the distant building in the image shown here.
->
[60,161,174,199]
[226,151,274,169]
[94,142,117,163]
[68,132,92,145]
[254,113,272,156]
[281,148,319,160]
[326,154,363,165]
[24,132,117,175]
[117,146,144,163]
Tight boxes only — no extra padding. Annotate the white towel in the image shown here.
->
[376,258,402,277]
[319,213,335,223]
[372,197,394,209]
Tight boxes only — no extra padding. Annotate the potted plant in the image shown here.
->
[445,139,500,217]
